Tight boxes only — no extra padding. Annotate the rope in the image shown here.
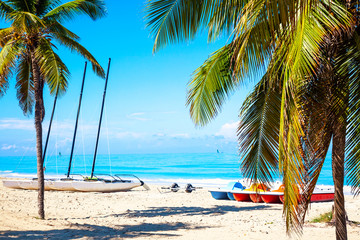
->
[14,145,30,173]
[80,112,87,175]
[104,105,112,175]
[55,116,58,176]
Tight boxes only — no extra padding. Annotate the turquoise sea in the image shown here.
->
[0,153,336,186]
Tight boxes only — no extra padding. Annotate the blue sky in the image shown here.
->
[0,1,254,156]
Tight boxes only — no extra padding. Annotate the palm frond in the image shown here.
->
[44,0,106,22]
[15,53,34,115]
[0,39,21,96]
[35,0,62,17]
[339,33,360,196]
[238,75,281,186]
[35,38,69,94]
[229,1,273,81]
[207,0,244,42]
[50,32,104,78]
[9,11,46,34]
[0,0,14,20]
[145,0,215,53]
[46,21,80,40]
[278,83,305,236]
[186,44,237,126]
[0,27,15,47]
[6,0,35,12]
[296,66,334,229]
[270,0,350,87]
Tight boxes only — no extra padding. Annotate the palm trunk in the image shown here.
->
[31,51,45,220]
[332,118,347,240]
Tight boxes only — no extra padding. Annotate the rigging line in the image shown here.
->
[80,111,87,175]
[91,58,111,179]
[67,62,88,178]
[55,114,58,176]
[104,105,112,175]
[43,87,60,169]
[14,145,30,173]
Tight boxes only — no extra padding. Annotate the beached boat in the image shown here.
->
[259,185,334,204]
[278,187,334,203]
[3,175,145,192]
[209,182,245,200]
[257,184,285,203]
[232,183,270,203]
[2,60,148,193]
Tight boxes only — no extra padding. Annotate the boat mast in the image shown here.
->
[67,62,88,178]
[90,58,111,179]
[42,87,59,165]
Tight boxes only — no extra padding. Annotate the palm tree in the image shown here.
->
[0,0,106,219]
[145,1,359,239]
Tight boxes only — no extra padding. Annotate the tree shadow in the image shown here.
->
[0,222,207,239]
[123,205,274,218]
[61,204,275,221]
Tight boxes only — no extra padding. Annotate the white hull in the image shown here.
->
[72,181,141,192]
[46,180,77,191]
[2,180,22,189]
[3,179,53,190]
[3,179,142,192]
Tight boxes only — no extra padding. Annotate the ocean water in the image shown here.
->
[0,153,336,187]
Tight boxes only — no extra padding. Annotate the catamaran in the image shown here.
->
[3,59,149,192]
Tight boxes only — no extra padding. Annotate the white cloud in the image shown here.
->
[1,144,16,150]
[46,120,97,137]
[215,121,239,140]
[115,131,144,139]
[21,146,36,152]
[153,133,166,137]
[0,119,33,131]
[126,112,151,121]
[170,133,190,139]
[55,137,72,148]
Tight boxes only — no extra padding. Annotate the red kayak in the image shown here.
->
[279,191,334,203]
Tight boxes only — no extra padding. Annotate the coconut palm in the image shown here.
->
[145,0,359,239]
[0,0,106,219]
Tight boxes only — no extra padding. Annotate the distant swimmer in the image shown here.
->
[59,152,62,157]
[217,149,220,153]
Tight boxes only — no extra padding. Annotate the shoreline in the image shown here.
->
[1,177,359,239]
[0,174,355,194]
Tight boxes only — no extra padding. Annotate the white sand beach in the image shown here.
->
[0,178,359,240]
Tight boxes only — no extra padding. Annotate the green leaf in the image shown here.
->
[44,0,107,22]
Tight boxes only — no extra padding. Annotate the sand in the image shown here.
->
[0,179,359,240]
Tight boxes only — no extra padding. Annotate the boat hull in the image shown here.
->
[233,192,251,202]
[3,179,54,191]
[310,192,334,202]
[47,180,77,191]
[260,194,282,204]
[72,181,142,192]
[2,180,22,189]
[279,192,334,203]
[249,193,263,203]
[209,191,229,200]
[3,179,142,192]
[227,192,236,200]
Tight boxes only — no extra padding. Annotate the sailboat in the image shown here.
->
[3,59,149,192]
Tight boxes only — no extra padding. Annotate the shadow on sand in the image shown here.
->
[0,222,207,239]
[58,204,274,221]
[0,205,276,239]
[123,204,274,218]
